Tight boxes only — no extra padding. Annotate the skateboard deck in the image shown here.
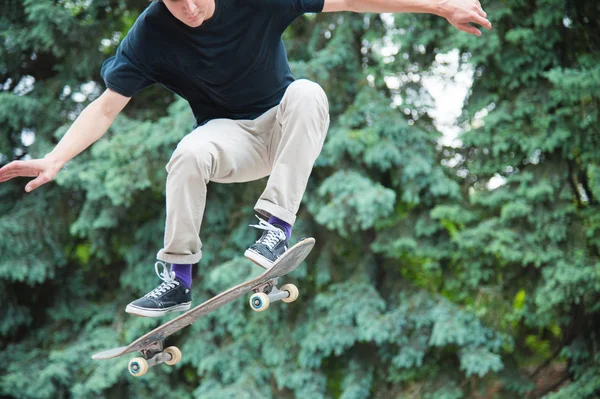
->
[92,238,315,374]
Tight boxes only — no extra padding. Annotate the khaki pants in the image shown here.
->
[157,79,330,264]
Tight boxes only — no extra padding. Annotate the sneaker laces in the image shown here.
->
[145,261,179,299]
[249,216,286,251]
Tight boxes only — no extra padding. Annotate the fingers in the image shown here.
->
[472,14,492,30]
[2,161,40,176]
[467,1,491,29]
[449,2,491,35]
[474,1,491,27]
[444,1,492,36]
[0,159,55,192]
[0,162,36,183]
[459,23,482,36]
[477,6,487,18]
[25,174,51,193]
[0,163,16,182]
[0,172,24,183]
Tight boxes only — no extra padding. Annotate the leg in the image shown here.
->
[127,119,273,317]
[157,118,272,264]
[245,80,330,269]
[255,79,330,225]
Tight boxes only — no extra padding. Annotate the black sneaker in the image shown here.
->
[244,216,289,269]
[125,262,192,317]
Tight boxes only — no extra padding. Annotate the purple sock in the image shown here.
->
[268,216,292,239]
[170,264,192,288]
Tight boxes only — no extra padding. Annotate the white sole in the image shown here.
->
[125,302,192,318]
[244,249,274,270]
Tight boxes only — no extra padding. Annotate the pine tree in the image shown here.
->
[1,0,598,398]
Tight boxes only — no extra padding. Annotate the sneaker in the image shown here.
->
[125,261,192,317]
[244,216,289,269]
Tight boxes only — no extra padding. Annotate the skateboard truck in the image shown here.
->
[128,341,182,377]
[249,277,299,312]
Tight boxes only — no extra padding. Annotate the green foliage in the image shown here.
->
[311,170,396,235]
[1,0,599,398]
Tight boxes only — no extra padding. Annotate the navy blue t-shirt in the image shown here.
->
[101,0,324,127]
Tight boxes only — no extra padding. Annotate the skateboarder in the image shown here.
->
[0,0,491,317]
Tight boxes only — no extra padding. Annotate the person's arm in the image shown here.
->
[0,88,131,192]
[322,0,492,36]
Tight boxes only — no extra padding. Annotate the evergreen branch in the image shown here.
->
[534,372,570,399]
[528,345,564,380]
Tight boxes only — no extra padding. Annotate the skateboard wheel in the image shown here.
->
[164,346,182,366]
[250,292,270,312]
[129,357,149,377]
[280,284,299,303]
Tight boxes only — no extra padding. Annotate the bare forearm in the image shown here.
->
[340,0,492,36]
[0,89,129,192]
[347,0,444,14]
[46,90,129,167]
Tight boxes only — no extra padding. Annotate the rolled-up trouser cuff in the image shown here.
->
[254,199,296,226]
[156,249,202,265]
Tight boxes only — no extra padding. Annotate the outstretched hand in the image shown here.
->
[0,157,63,192]
[440,0,492,36]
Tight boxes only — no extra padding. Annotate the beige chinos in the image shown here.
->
[156,79,330,264]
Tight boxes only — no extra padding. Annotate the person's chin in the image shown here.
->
[184,17,204,28]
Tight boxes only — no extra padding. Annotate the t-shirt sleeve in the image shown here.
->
[251,0,324,14]
[100,38,154,98]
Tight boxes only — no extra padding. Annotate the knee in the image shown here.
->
[282,80,329,130]
[166,137,215,178]
[285,79,329,113]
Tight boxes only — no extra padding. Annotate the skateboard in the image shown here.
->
[91,237,315,377]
